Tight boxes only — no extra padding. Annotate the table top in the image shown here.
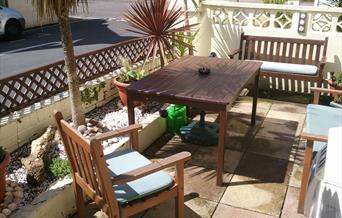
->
[127,56,262,110]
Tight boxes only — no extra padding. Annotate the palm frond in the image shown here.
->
[31,0,88,18]
[125,0,198,65]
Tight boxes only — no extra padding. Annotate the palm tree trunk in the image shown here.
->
[58,12,85,127]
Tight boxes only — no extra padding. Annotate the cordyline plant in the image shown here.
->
[125,0,198,66]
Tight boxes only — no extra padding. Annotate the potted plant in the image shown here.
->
[327,72,342,97]
[0,146,10,201]
[113,58,145,106]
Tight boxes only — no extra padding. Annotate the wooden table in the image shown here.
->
[126,55,262,186]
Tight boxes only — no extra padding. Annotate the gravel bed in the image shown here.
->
[5,97,163,216]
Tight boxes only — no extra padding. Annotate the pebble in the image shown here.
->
[2,209,11,216]
[0,213,6,218]
[77,125,87,134]
[7,203,17,211]
[13,191,24,199]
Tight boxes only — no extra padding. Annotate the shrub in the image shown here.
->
[332,72,342,88]
[46,158,71,178]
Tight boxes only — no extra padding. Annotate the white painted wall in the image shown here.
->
[7,0,56,28]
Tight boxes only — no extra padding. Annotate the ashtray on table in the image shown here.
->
[198,67,210,75]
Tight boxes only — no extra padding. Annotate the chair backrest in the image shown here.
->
[238,33,328,67]
[54,111,120,217]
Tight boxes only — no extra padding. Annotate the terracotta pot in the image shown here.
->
[113,77,140,107]
[327,79,342,98]
[0,153,10,202]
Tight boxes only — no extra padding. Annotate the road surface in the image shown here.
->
[0,0,136,79]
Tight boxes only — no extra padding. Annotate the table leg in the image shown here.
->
[127,93,135,125]
[251,72,260,126]
[217,110,227,186]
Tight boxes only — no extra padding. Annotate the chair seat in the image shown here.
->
[105,149,174,205]
[257,61,319,75]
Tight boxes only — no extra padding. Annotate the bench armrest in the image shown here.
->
[111,152,191,185]
[228,48,241,59]
[92,124,142,142]
[301,132,328,142]
[319,56,327,67]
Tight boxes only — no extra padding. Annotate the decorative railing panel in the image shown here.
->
[0,38,152,117]
[205,1,342,33]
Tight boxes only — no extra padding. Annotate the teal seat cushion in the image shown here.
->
[306,104,342,136]
[305,104,342,152]
[105,149,173,205]
[260,61,318,75]
[330,101,342,109]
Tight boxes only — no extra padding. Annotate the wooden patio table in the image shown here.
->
[126,55,262,186]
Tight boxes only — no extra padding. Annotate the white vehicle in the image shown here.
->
[0,6,25,39]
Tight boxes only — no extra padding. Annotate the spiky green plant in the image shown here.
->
[125,0,198,66]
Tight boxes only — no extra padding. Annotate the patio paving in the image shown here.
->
[77,96,307,218]
[140,96,307,218]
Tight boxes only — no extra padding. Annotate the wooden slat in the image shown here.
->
[0,38,152,117]
[315,44,322,66]
[308,44,314,65]
[302,43,308,64]
[256,40,262,60]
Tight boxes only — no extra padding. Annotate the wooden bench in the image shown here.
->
[229,33,328,87]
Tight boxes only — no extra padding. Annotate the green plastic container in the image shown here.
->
[167,105,187,133]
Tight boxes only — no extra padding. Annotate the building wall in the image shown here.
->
[7,0,56,28]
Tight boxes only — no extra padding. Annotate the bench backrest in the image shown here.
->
[238,33,328,67]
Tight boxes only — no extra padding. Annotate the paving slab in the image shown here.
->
[221,175,287,216]
[256,120,300,142]
[212,203,276,218]
[248,137,296,161]
[281,187,307,218]
[184,165,232,202]
[266,110,306,123]
[188,146,243,174]
[270,101,307,114]
[142,197,217,218]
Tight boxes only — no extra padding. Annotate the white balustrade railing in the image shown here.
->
[202,1,342,34]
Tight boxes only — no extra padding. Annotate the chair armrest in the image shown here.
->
[228,48,241,59]
[301,132,328,142]
[92,124,142,142]
[111,152,191,185]
[311,87,342,96]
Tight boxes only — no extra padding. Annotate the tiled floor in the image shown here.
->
[140,97,307,218]
[79,96,308,218]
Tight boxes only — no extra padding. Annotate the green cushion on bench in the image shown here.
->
[105,149,174,205]
[260,61,318,75]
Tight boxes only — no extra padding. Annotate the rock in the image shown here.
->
[25,159,46,186]
[7,203,17,211]
[93,127,100,133]
[2,209,11,216]
[109,138,119,144]
[4,192,12,197]
[77,125,87,134]
[0,203,5,209]
[86,122,94,127]
[10,182,17,188]
[14,187,23,192]
[21,126,56,186]
[85,118,91,123]
[5,187,13,192]
[3,195,13,205]
[13,191,24,199]
[0,213,6,218]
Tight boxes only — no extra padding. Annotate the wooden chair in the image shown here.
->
[53,110,191,218]
[298,87,342,213]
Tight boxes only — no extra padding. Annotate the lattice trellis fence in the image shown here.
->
[0,37,152,117]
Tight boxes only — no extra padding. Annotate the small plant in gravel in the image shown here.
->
[331,72,342,88]
[45,158,71,179]
[81,82,106,105]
